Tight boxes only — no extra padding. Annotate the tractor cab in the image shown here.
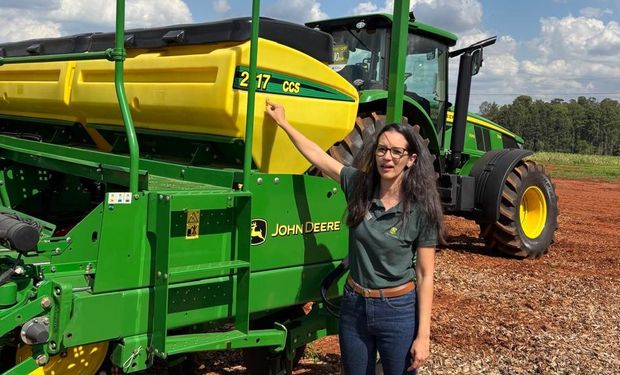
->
[307,14,456,130]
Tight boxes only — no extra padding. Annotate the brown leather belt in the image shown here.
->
[347,276,415,298]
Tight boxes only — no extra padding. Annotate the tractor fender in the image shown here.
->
[469,148,533,223]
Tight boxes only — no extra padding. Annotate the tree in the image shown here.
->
[473,96,619,155]
[478,101,500,120]
[599,99,620,155]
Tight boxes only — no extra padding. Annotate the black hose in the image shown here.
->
[0,268,15,286]
[320,262,348,318]
[0,254,22,287]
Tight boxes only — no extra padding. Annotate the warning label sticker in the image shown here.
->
[108,192,132,205]
[186,209,200,239]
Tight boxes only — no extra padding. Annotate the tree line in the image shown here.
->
[478,96,620,155]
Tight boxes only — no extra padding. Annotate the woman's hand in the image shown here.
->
[266,99,287,126]
[407,336,430,371]
[263,99,343,182]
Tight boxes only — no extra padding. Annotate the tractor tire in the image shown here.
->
[480,159,558,258]
[242,344,306,375]
[242,305,308,375]
[309,113,431,174]
[327,114,386,167]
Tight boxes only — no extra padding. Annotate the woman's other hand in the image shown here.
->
[407,336,430,371]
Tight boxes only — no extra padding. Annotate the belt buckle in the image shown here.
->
[361,288,372,298]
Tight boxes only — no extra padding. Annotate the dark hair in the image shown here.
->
[346,122,444,239]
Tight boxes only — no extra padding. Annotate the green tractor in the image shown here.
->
[0,1,557,374]
[308,10,558,258]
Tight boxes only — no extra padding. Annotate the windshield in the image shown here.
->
[329,27,387,90]
[404,33,449,127]
[327,27,448,128]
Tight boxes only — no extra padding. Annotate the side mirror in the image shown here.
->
[471,49,483,76]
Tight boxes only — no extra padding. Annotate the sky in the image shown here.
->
[1,0,619,112]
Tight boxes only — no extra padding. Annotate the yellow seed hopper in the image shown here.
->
[0,18,359,174]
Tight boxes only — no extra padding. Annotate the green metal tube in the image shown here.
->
[4,356,38,375]
[0,50,112,65]
[0,171,11,207]
[386,0,410,124]
[112,0,140,194]
[242,0,261,192]
[0,187,10,207]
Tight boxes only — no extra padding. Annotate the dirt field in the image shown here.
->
[187,178,620,374]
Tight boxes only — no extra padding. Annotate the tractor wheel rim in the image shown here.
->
[16,341,109,375]
[519,186,547,239]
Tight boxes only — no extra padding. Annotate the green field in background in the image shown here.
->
[530,152,620,181]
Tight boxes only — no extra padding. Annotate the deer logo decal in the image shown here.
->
[251,219,267,245]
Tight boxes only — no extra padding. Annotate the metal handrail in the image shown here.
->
[385,0,410,124]
[0,0,140,194]
[111,0,139,194]
[242,0,261,192]
[0,51,112,64]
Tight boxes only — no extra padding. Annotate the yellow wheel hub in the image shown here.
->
[519,186,547,239]
[16,341,109,375]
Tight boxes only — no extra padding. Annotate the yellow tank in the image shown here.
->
[0,35,358,174]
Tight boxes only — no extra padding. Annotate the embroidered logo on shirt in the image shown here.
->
[385,226,400,239]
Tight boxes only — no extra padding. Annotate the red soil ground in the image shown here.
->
[297,178,620,374]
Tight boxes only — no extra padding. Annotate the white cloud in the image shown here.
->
[353,0,482,35]
[213,0,231,13]
[0,15,61,42]
[308,2,328,21]
[348,0,620,108]
[353,1,380,14]
[48,0,193,30]
[473,14,620,107]
[0,0,193,42]
[263,0,327,23]
[0,0,58,9]
[579,7,613,18]
[483,41,519,77]
[536,16,620,60]
[415,0,482,35]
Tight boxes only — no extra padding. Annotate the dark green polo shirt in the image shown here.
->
[340,166,437,289]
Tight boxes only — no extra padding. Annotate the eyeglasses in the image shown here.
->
[375,145,408,160]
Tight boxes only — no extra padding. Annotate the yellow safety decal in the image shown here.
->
[333,44,349,64]
[186,209,200,239]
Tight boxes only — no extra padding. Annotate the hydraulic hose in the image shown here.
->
[320,262,348,318]
[0,253,23,287]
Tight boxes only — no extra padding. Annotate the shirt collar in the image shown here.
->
[371,189,405,214]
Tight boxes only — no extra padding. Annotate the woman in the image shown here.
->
[265,100,443,375]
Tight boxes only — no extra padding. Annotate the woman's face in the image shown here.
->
[375,130,417,182]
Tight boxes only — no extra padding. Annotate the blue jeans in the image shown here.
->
[339,283,417,375]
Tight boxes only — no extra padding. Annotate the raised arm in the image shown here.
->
[265,100,343,182]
